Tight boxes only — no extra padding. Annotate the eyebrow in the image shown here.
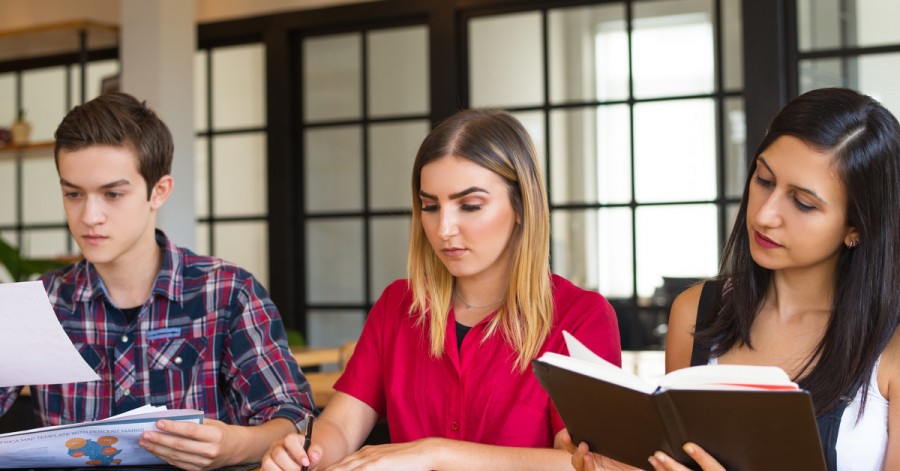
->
[60,178,131,190]
[419,186,489,200]
[756,156,827,204]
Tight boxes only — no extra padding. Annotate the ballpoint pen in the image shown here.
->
[301,416,313,471]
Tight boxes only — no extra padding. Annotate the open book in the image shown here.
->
[533,332,825,471]
[0,405,203,468]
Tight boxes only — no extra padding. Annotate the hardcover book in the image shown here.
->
[533,332,826,471]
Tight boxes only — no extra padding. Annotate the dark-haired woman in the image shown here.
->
[569,88,900,470]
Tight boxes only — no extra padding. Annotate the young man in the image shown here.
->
[0,93,314,470]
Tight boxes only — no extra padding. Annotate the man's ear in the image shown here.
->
[149,175,174,210]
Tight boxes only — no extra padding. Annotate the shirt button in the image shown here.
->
[173,356,183,365]
[121,335,129,343]
[450,422,459,431]
[122,389,130,396]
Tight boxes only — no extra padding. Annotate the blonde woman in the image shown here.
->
[262,109,621,470]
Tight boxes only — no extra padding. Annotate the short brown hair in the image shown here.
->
[54,92,173,199]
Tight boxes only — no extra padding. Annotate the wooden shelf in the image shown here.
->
[0,20,118,63]
[0,141,54,158]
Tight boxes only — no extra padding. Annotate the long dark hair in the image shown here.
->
[697,88,900,415]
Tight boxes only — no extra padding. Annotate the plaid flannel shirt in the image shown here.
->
[0,230,314,428]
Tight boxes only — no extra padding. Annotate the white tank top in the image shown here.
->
[708,356,888,470]
[835,357,888,470]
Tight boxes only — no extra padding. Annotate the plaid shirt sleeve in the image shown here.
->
[0,387,20,416]
[221,275,315,427]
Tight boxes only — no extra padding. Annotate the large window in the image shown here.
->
[299,24,430,348]
[465,0,744,348]
[795,0,900,115]
[0,48,118,282]
[193,43,271,288]
[263,0,749,350]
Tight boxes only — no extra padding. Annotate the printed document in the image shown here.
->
[0,405,204,467]
[0,280,100,387]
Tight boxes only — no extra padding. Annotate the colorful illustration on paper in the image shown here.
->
[65,435,123,466]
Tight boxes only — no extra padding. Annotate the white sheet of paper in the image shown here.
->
[0,280,101,387]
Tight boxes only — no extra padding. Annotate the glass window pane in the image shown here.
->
[858,53,900,119]
[22,155,64,224]
[0,72,14,125]
[370,216,410,300]
[510,110,546,175]
[369,120,428,210]
[798,53,900,115]
[194,222,210,258]
[212,44,266,129]
[799,58,845,93]
[0,231,14,282]
[798,0,900,51]
[213,221,269,289]
[636,204,718,298]
[22,66,67,142]
[367,26,429,118]
[551,208,633,299]
[307,309,365,349]
[726,203,740,236]
[22,228,69,260]
[469,11,543,108]
[550,105,631,205]
[634,99,716,202]
[304,33,362,122]
[721,0,743,90]
[549,4,628,104]
[69,59,119,103]
[212,133,267,217]
[855,0,900,48]
[632,0,715,99]
[194,137,209,218]
[0,159,16,225]
[194,50,208,131]
[305,126,363,212]
[307,218,364,303]
[724,97,747,198]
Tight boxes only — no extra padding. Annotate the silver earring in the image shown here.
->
[847,240,859,249]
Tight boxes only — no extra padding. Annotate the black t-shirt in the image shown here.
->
[121,306,141,324]
[455,321,473,350]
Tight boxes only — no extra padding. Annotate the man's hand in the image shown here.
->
[138,418,246,471]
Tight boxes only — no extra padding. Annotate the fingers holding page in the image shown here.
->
[648,443,725,471]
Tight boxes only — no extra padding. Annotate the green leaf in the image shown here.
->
[0,237,26,282]
[0,237,70,282]
[285,328,306,347]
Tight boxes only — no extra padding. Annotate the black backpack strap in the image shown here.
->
[689,280,719,367]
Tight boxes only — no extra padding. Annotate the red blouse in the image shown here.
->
[334,274,621,447]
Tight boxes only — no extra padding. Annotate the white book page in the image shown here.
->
[542,331,798,394]
[657,364,797,391]
[536,331,657,395]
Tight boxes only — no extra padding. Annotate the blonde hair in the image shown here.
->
[407,109,552,373]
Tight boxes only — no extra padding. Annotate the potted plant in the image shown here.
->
[0,238,69,282]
